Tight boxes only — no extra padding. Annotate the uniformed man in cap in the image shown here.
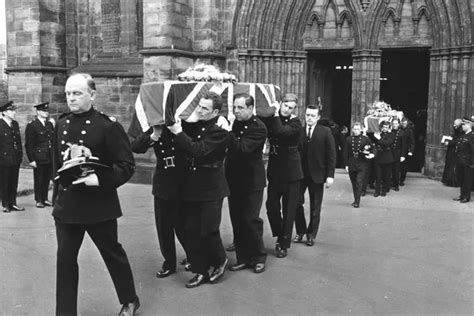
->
[453,117,474,203]
[399,118,414,186]
[0,101,25,213]
[53,73,139,316]
[263,93,303,258]
[25,102,55,208]
[226,93,267,274]
[373,120,395,197]
[390,118,406,191]
[167,92,230,288]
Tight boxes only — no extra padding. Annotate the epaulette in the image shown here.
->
[100,111,117,122]
[58,112,72,119]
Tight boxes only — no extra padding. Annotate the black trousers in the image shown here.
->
[391,159,401,187]
[0,165,20,209]
[55,219,137,316]
[154,196,187,271]
[184,199,226,276]
[375,163,392,194]
[349,165,368,204]
[456,163,472,201]
[266,180,300,249]
[400,157,409,183]
[228,190,267,266]
[34,163,52,202]
[295,179,324,239]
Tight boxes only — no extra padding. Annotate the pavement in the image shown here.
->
[1,169,473,315]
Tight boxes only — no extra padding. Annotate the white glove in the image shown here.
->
[150,125,163,141]
[326,177,334,188]
[374,132,381,140]
[72,173,99,186]
[408,152,413,156]
[217,116,231,131]
[345,166,349,173]
[168,118,183,135]
[400,157,406,162]
[29,161,37,168]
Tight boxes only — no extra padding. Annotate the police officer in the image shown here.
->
[373,120,395,197]
[453,118,474,203]
[168,92,230,288]
[226,94,267,274]
[390,118,406,191]
[53,73,139,316]
[0,101,25,213]
[129,124,188,278]
[263,93,303,258]
[25,102,54,208]
[399,118,414,186]
[343,122,373,208]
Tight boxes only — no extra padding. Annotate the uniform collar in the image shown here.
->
[71,106,95,118]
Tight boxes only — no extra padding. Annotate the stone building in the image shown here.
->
[4,0,473,181]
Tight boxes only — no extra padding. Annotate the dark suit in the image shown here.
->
[174,116,229,276]
[343,135,373,204]
[374,131,395,194]
[52,107,137,315]
[400,126,414,183]
[390,128,406,189]
[263,115,303,250]
[130,127,187,272]
[455,131,474,201]
[25,118,54,203]
[295,123,336,239]
[0,118,23,210]
[225,115,267,266]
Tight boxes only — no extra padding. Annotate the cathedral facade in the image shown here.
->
[4,0,473,180]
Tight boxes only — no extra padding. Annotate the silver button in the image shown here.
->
[63,131,67,135]
[197,135,201,139]
[85,120,91,124]
[66,120,70,123]
[61,140,65,145]
[244,126,248,129]
[201,128,205,131]
[81,130,86,135]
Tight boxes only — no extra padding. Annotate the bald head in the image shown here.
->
[65,73,96,114]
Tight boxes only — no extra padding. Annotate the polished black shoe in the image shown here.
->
[453,196,463,201]
[209,257,229,283]
[43,200,53,206]
[293,234,304,243]
[156,268,175,278]
[118,297,140,316]
[36,202,45,208]
[225,243,236,252]
[184,262,192,271]
[361,191,366,197]
[306,238,315,247]
[276,247,287,258]
[381,192,386,197]
[12,205,25,211]
[352,202,360,208]
[460,198,470,203]
[394,187,399,191]
[253,263,265,274]
[186,273,209,288]
[3,207,11,213]
[229,262,251,271]
[399,182,405,186]
[374,192,380,197]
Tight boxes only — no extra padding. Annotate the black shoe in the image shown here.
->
[36,202,45,208]
[374,192,380,197]
[394,187,399,191]
[43,200,53,206]
[209,257,229,283]
[118,297,140,316]
[225,243,236,252]
[306,237,314,247]
[253,263,265,274]
[12,205,25,211]
[361,191,366,197]
[229,262,251,271]
[352,202,360,208]
[293,234,304,243]
[3,207,11,213]
[460,198,470,203]
[156,268,175,278]
[184,262,192,271]
[453,196,463,201]
[381,192,386,197]
[186,274,209,288]
[276,247,287,258]
[399,182,405,186]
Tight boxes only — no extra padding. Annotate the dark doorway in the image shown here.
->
[380,49,430,172]
[306,51,353,129]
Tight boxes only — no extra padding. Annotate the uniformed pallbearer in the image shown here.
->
[453,117,474,203]
[53,73,139,316]
[25,102,54,208]
[226,94,268,274]
[0,101,25,213]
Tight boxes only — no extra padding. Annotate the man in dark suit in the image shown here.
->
[343,122,373,208]
[263,93,303,258]
[0,101,25,213]
[453,118,474,203]
[373,120,395,197]
[129,124,188,278]
[294,105,336,246]
[168,92,230,288]
[53,73,139,316]
[225,94,267,274]
[25,102,55,208]
[399,118,414,186]
[390,118,406,191]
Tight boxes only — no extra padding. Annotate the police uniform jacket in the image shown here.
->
[299,123,336,183]
[390,128,406,160]
[401,126,415,156]
[374,131,395,164]
[0,119,23,167]
[175,116,230,202]
[52,107,135,224]
[225,115,267,194]
[25,118,54,165]
[455,131,474,166]
[343,134,373,172]
[263,115,303,183]
[131,126,184,200]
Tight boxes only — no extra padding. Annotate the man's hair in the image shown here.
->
[69,73,96,91]
[201,92,223,111]
[282,93,298,104]
[379,120,391,128]
[392,118,400,124]
[353,122,363,128]
[233,93,254,107]
[306,104,320,115]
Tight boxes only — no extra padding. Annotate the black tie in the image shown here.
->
[307,126,312,140]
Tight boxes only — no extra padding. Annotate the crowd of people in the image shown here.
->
[0,72,472,316]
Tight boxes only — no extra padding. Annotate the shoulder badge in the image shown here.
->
[58,112,72,120]
[100,111,117,122]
